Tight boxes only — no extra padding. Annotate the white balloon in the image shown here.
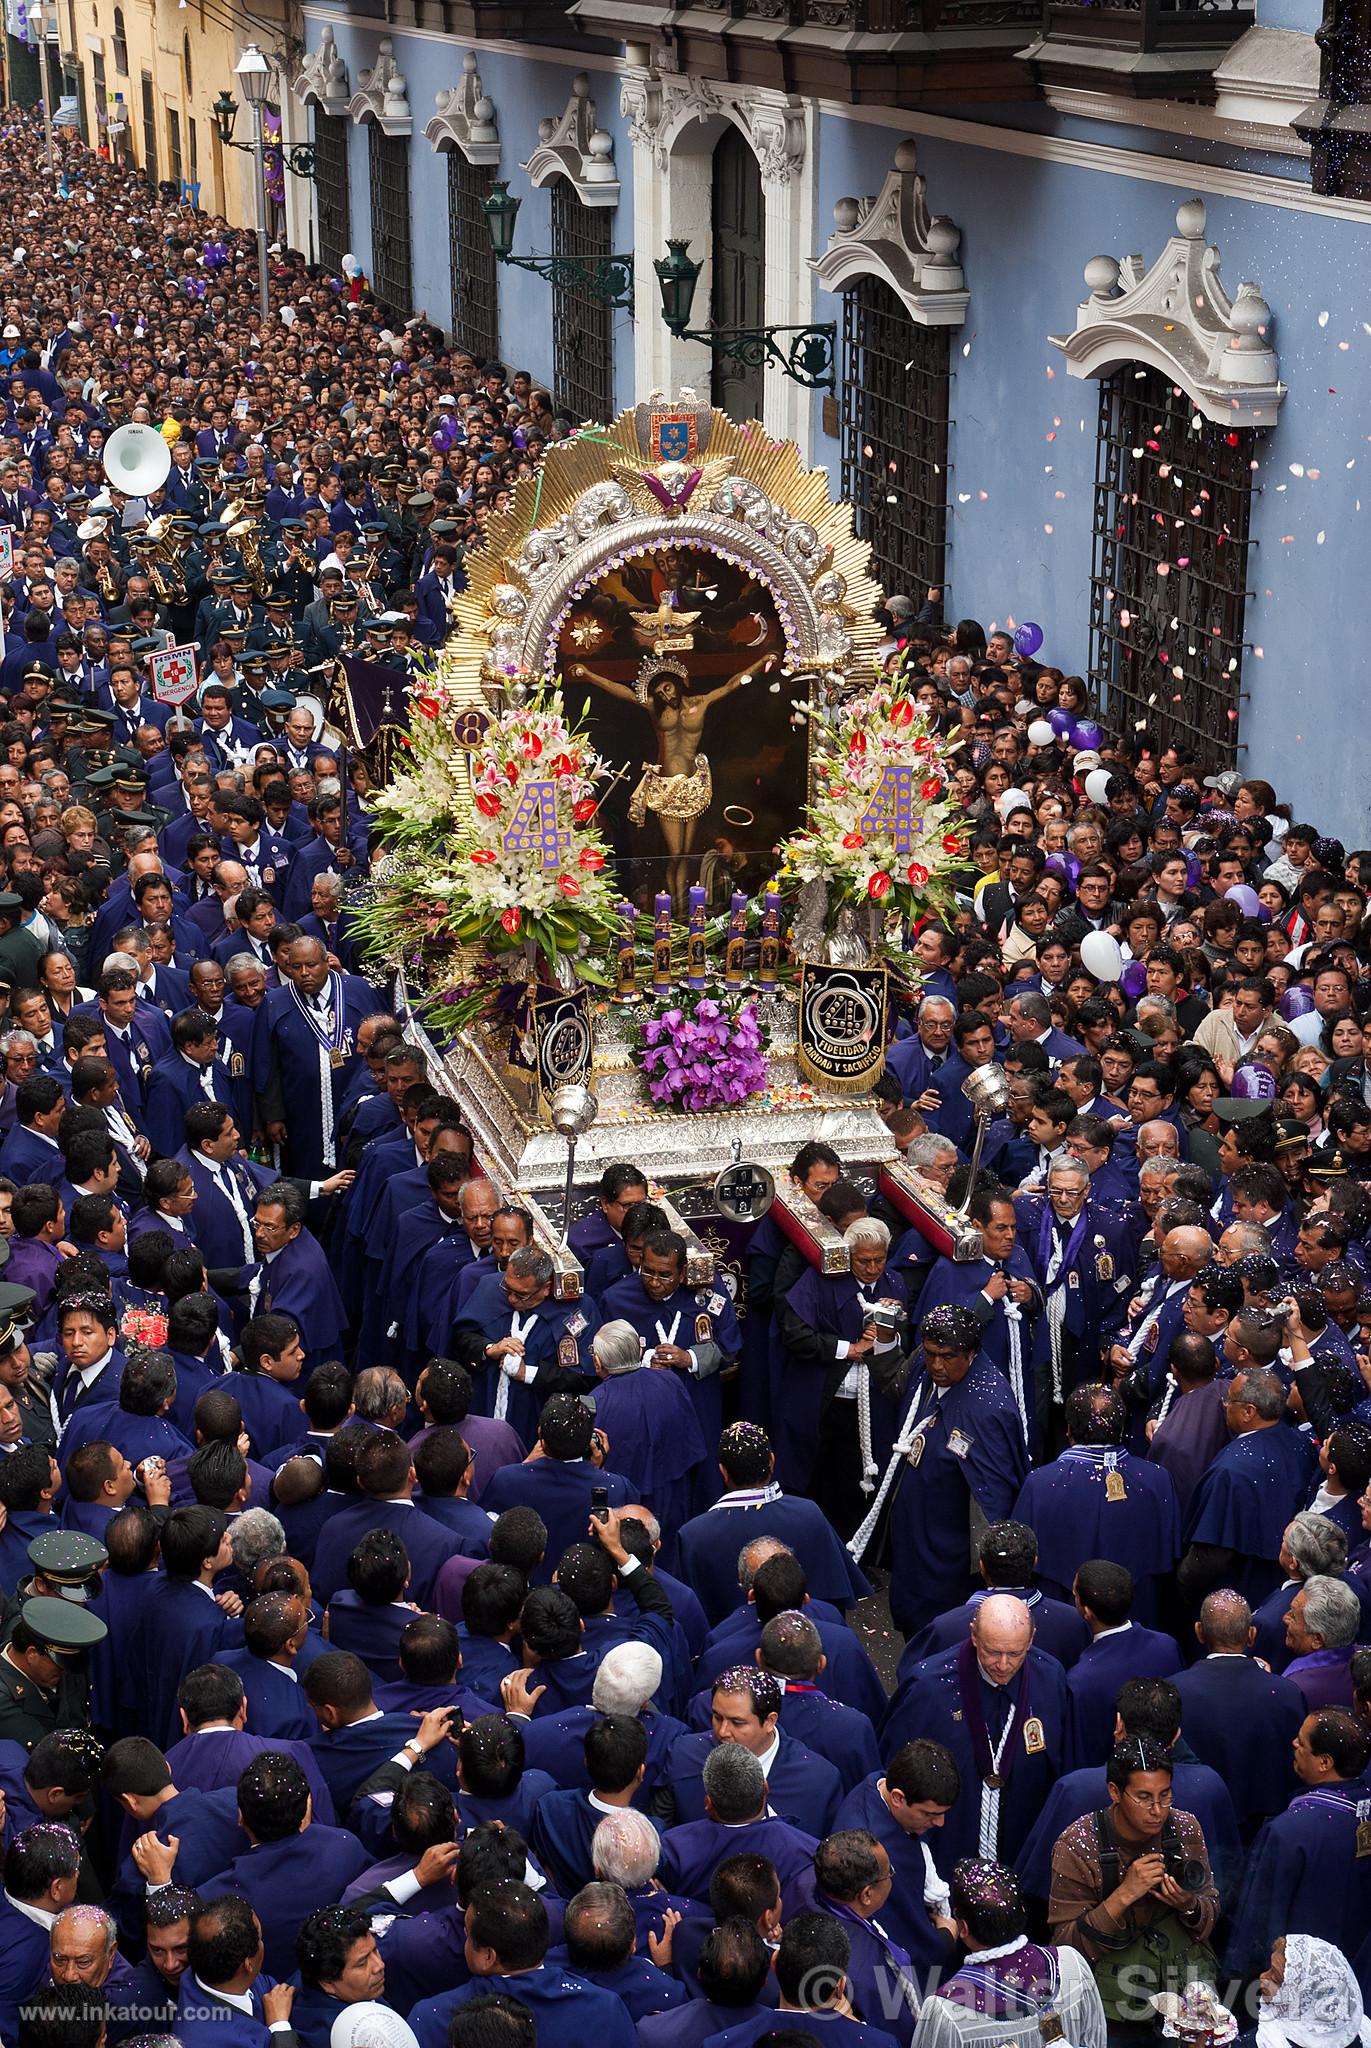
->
[1080,930,1124,982]
[1027,720,1056,748]
[1084,769,1113,804]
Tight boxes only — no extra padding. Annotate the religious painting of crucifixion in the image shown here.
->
[556,547,805,913]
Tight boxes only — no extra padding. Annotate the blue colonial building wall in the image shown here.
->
[305,13,635,409]
[809,109,1370,832]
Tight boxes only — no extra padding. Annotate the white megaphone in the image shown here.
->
[102,421,173,497]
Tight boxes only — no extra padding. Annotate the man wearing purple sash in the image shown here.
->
[883,1595,1068,1872]
[913,1857,1106,2048]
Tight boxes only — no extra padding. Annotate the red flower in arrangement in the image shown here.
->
[475,792,502,818]
[414,697,440,720]
[920,777,942,801]
[942,834,963,855]
[578,847,606,871]
[551,752,578,778]
[868,872,891,900]
[470,850,497,865]
[557,874,582,898]
[889,699,914,728]
[500,907,521,935]
[572,798,597,823]
[907,862,930,887]
[848,731,867,756]
[520,732,543,759]
[842,832,865,850]
[504,761,520,784]
[913,736,936,756]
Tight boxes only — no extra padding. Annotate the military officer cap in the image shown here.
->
[0,1286,32,1350]
[21,662,51,685]
[28,1530,107,1602]
[84,709,117,730]
[20,1595,106,1657]
[258,688,296,711]
[112,807,160,829]
[264,590,292,610]
[0,892,25,919]
[407,492,434,511]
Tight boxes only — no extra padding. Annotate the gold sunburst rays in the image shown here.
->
[433,400,886,816]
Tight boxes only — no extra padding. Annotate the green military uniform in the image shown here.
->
[0,898,44,987]
[0,1598,106,1749]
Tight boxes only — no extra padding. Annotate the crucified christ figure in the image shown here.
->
[569,652,776,908]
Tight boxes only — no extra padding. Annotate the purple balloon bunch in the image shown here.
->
[1045,708,1102,752]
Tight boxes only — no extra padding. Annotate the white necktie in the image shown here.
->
[216,1164,254,1263]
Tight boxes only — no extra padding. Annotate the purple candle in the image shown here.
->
[725,890,747,986]
[652,892,672,995]
[686,884,708,990]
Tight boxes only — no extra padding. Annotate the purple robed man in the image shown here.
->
[1011,1386,1181,1627]
[773,1238,908,1533]
[883,1594,1069,1872]
[852,1307,1028,1641]
[589,1317,709,1544]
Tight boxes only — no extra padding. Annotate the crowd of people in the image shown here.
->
[0,93,1360,2048]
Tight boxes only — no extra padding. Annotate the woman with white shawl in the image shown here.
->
[1254,1936,1371,2048]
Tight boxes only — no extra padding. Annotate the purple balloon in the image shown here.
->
[1013,621,1044,658]
[1231,1061,1277,1101]
[1224,884,1261,918]
[1070,720,1103,752]
[1278,986,1316,1022]
[1121,962,1148,1002]
[1048,709,1073,737]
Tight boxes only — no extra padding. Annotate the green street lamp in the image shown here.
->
[480,180,634,311]
[482,180,521,260]
[652,236,836,391]
[212,89,239,146]
[654,239,702,338]
[214,75,316,176]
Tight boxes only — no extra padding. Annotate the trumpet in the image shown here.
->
[97,560,120,605]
